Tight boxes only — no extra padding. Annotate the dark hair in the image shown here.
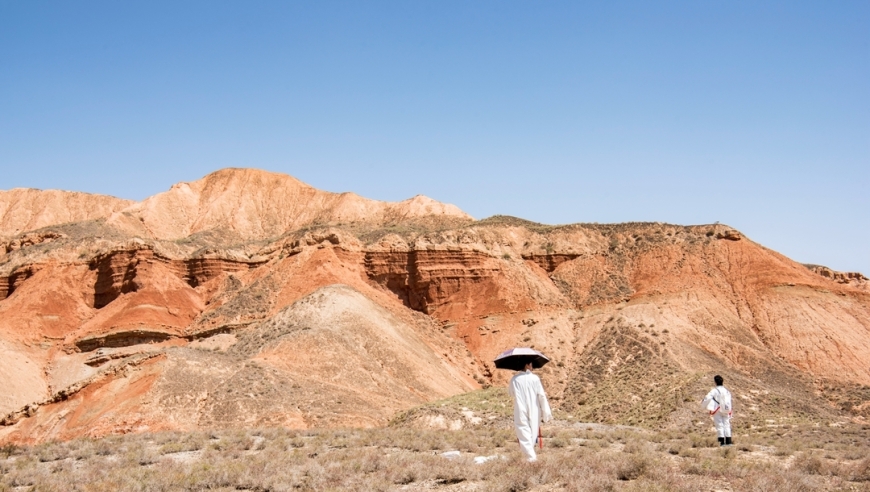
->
[714,375,724,386]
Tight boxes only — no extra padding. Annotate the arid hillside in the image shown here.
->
[1,168,868,444]
[0,189,133,238]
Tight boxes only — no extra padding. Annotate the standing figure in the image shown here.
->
[701,374,733,446]
[509,361,553,462]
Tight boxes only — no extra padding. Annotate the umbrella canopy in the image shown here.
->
[493,348,550,371]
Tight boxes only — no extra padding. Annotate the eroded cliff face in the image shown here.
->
[0,171,868,443]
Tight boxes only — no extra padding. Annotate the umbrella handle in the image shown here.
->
[538,426,543,450]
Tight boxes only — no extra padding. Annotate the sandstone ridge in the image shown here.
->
[1,168,472,241]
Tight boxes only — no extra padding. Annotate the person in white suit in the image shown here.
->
[509,361,553,462]
[701,374,733,446]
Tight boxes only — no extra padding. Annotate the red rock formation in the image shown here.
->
[0,170,868,443]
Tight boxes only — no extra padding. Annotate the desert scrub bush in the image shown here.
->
[679,447,700,459]
[689,432,717,448]
[483,428,513,448]
[373,427,446,452]
[548,433,569,449]
[486,464,533,491]
[665,439,690,456]
[843,446,869,461]
[158,433,205,454]
[284,435,308,449]
[846,457,870,482]
[64,438,97,461]
[734,466,827,492]
[623,438,652,454]
[574,437,602,450]
[615,454,651,481]
[244,427,291,448]
[679,455,751,479]
[482,454,619,492]
[646,430,672,444]
[34,442,69,463]
[123,445,159,466]
[92,437,118,457]
[772,440,799,457]
[380,453,449,486]
[790,452,824,476]
[718,445,737,459]
[209,429,262,454]
[0,444,21,459]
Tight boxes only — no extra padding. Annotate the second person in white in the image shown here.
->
[701,374,733,446]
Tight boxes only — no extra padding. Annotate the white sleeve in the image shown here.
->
[701,388,714,408]
[536,381,552,423]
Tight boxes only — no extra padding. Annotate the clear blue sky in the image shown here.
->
[1,1,868,274]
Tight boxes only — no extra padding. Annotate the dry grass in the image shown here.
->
[2,422,869,491]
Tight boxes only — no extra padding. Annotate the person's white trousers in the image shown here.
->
[713,412,731,438]
[515,418,539,461]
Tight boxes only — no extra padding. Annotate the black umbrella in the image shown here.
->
[493,347,550,371]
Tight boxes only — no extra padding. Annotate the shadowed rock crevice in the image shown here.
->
[365,250,505,314]
[0,265,42,300]
[75,330,176,352]
[182,257,267,288]
[364,251,417,310]
[91,250,141,308]
[521,253,581,273]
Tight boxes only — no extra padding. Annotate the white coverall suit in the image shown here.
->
[701,385,733,438]
[509,370,552,462]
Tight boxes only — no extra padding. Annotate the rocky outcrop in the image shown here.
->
[0,352,162,428]
[0,231,66,256]
[715,229,741,241]
[806,264,869,289]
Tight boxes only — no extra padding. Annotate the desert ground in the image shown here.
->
[2,388,869,491]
